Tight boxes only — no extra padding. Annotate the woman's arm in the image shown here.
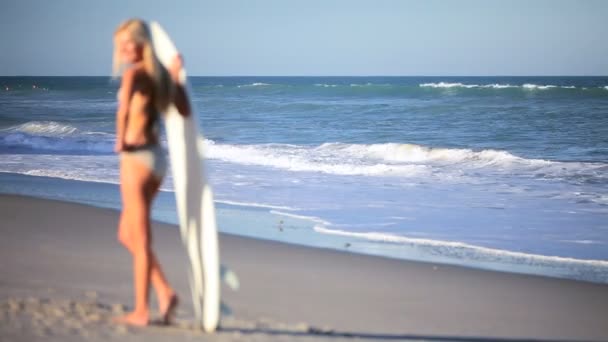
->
[168,55,191,117]
[114,68,136,152]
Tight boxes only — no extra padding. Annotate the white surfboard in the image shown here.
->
[150,21,220,332]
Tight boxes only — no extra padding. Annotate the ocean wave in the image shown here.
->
[204,140,606,184]
[0,154,121,185]
[326,142,536,165]
[420,82,483,89]
[3,125,604,184]
[1,133,113,153]
[204,139,430,177]
[313,83,392,88]
[314,84,338,88]
[522,83,558,90]
[208,81,602,93]
[2,121,80,136]
[419,82,579,90]
[560,239,604,245]
[0,121,114,153]
[313,226,608,283]
[236,82,271,88]
[420,82,519,89]
[349,83,388,87]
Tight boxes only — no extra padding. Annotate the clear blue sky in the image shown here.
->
[1,0,607,76]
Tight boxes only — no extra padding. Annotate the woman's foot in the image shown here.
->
[159,293,179,325]
[112,311,149,326]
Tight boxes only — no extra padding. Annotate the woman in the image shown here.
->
[113,18,190,326]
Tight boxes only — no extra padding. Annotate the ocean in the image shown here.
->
[1,76,607,283]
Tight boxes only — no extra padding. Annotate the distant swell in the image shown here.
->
[420,82,517,89]
[419,82,581,90]
[236,82,271,88]
[202,82,608,93]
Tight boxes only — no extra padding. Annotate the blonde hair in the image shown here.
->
[113,18,172,112]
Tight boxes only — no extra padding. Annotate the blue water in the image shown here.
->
[1,76,608,283]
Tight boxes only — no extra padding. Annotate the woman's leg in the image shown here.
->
[115,156,154,325]
[145,176,178,322]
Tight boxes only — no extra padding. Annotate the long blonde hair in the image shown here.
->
[113,19,172,112]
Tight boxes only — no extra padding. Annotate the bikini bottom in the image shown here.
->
[121,144,167,180]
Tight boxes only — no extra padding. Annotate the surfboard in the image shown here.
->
[149,21,220,332]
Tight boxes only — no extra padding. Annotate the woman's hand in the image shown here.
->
[114,140,124,153]
[168,53,191,117]
[169,54,183,83]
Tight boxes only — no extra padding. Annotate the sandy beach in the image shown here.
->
[1,193,607,342]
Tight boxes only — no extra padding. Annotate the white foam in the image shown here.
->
[331,142,535,165]
[22,169,120,184]
[0,154,120,183]
[2,121,80,136]
[237,82,271,88]
[420,82,478,88]
[314,83,389,88]
[522,83,557,90]
[313,226,608,276]
[419,82,518,89]
[205,140,430,177]
[202,140,606,183]
[216,199,298,211]
[1,133,113,153]
[419,83,577,90]
[5,131,603,185]
[560,239,603,245]
[481,83,517,89]
[1,121,114,153]
[350,83,382,87]
[270,210,331,226]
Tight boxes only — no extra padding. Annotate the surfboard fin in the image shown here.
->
[220,264,240,290]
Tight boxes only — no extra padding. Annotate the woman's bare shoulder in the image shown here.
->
[124,65,155,92]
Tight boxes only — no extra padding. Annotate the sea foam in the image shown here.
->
[236,82,271,88]
[419,82,578,90]
[3,121,80,136]
[1,121,116,154]
[313,226,608,283]
[203,140,605,184]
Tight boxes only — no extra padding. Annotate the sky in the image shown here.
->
[0,0,607,76]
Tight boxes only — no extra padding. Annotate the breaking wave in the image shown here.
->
[3,121,81,136]
[0,121,113,154]
[204,140,607,183]
[236,82,272,88]
[419,82,581,90]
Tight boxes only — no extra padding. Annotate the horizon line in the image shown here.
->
[1,74,608,78]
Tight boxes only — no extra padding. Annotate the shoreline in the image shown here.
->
[1,193,608,341]
[1,171,607,285]
[5,191,603,283]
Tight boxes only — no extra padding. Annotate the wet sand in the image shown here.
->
[1,194,607,341]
